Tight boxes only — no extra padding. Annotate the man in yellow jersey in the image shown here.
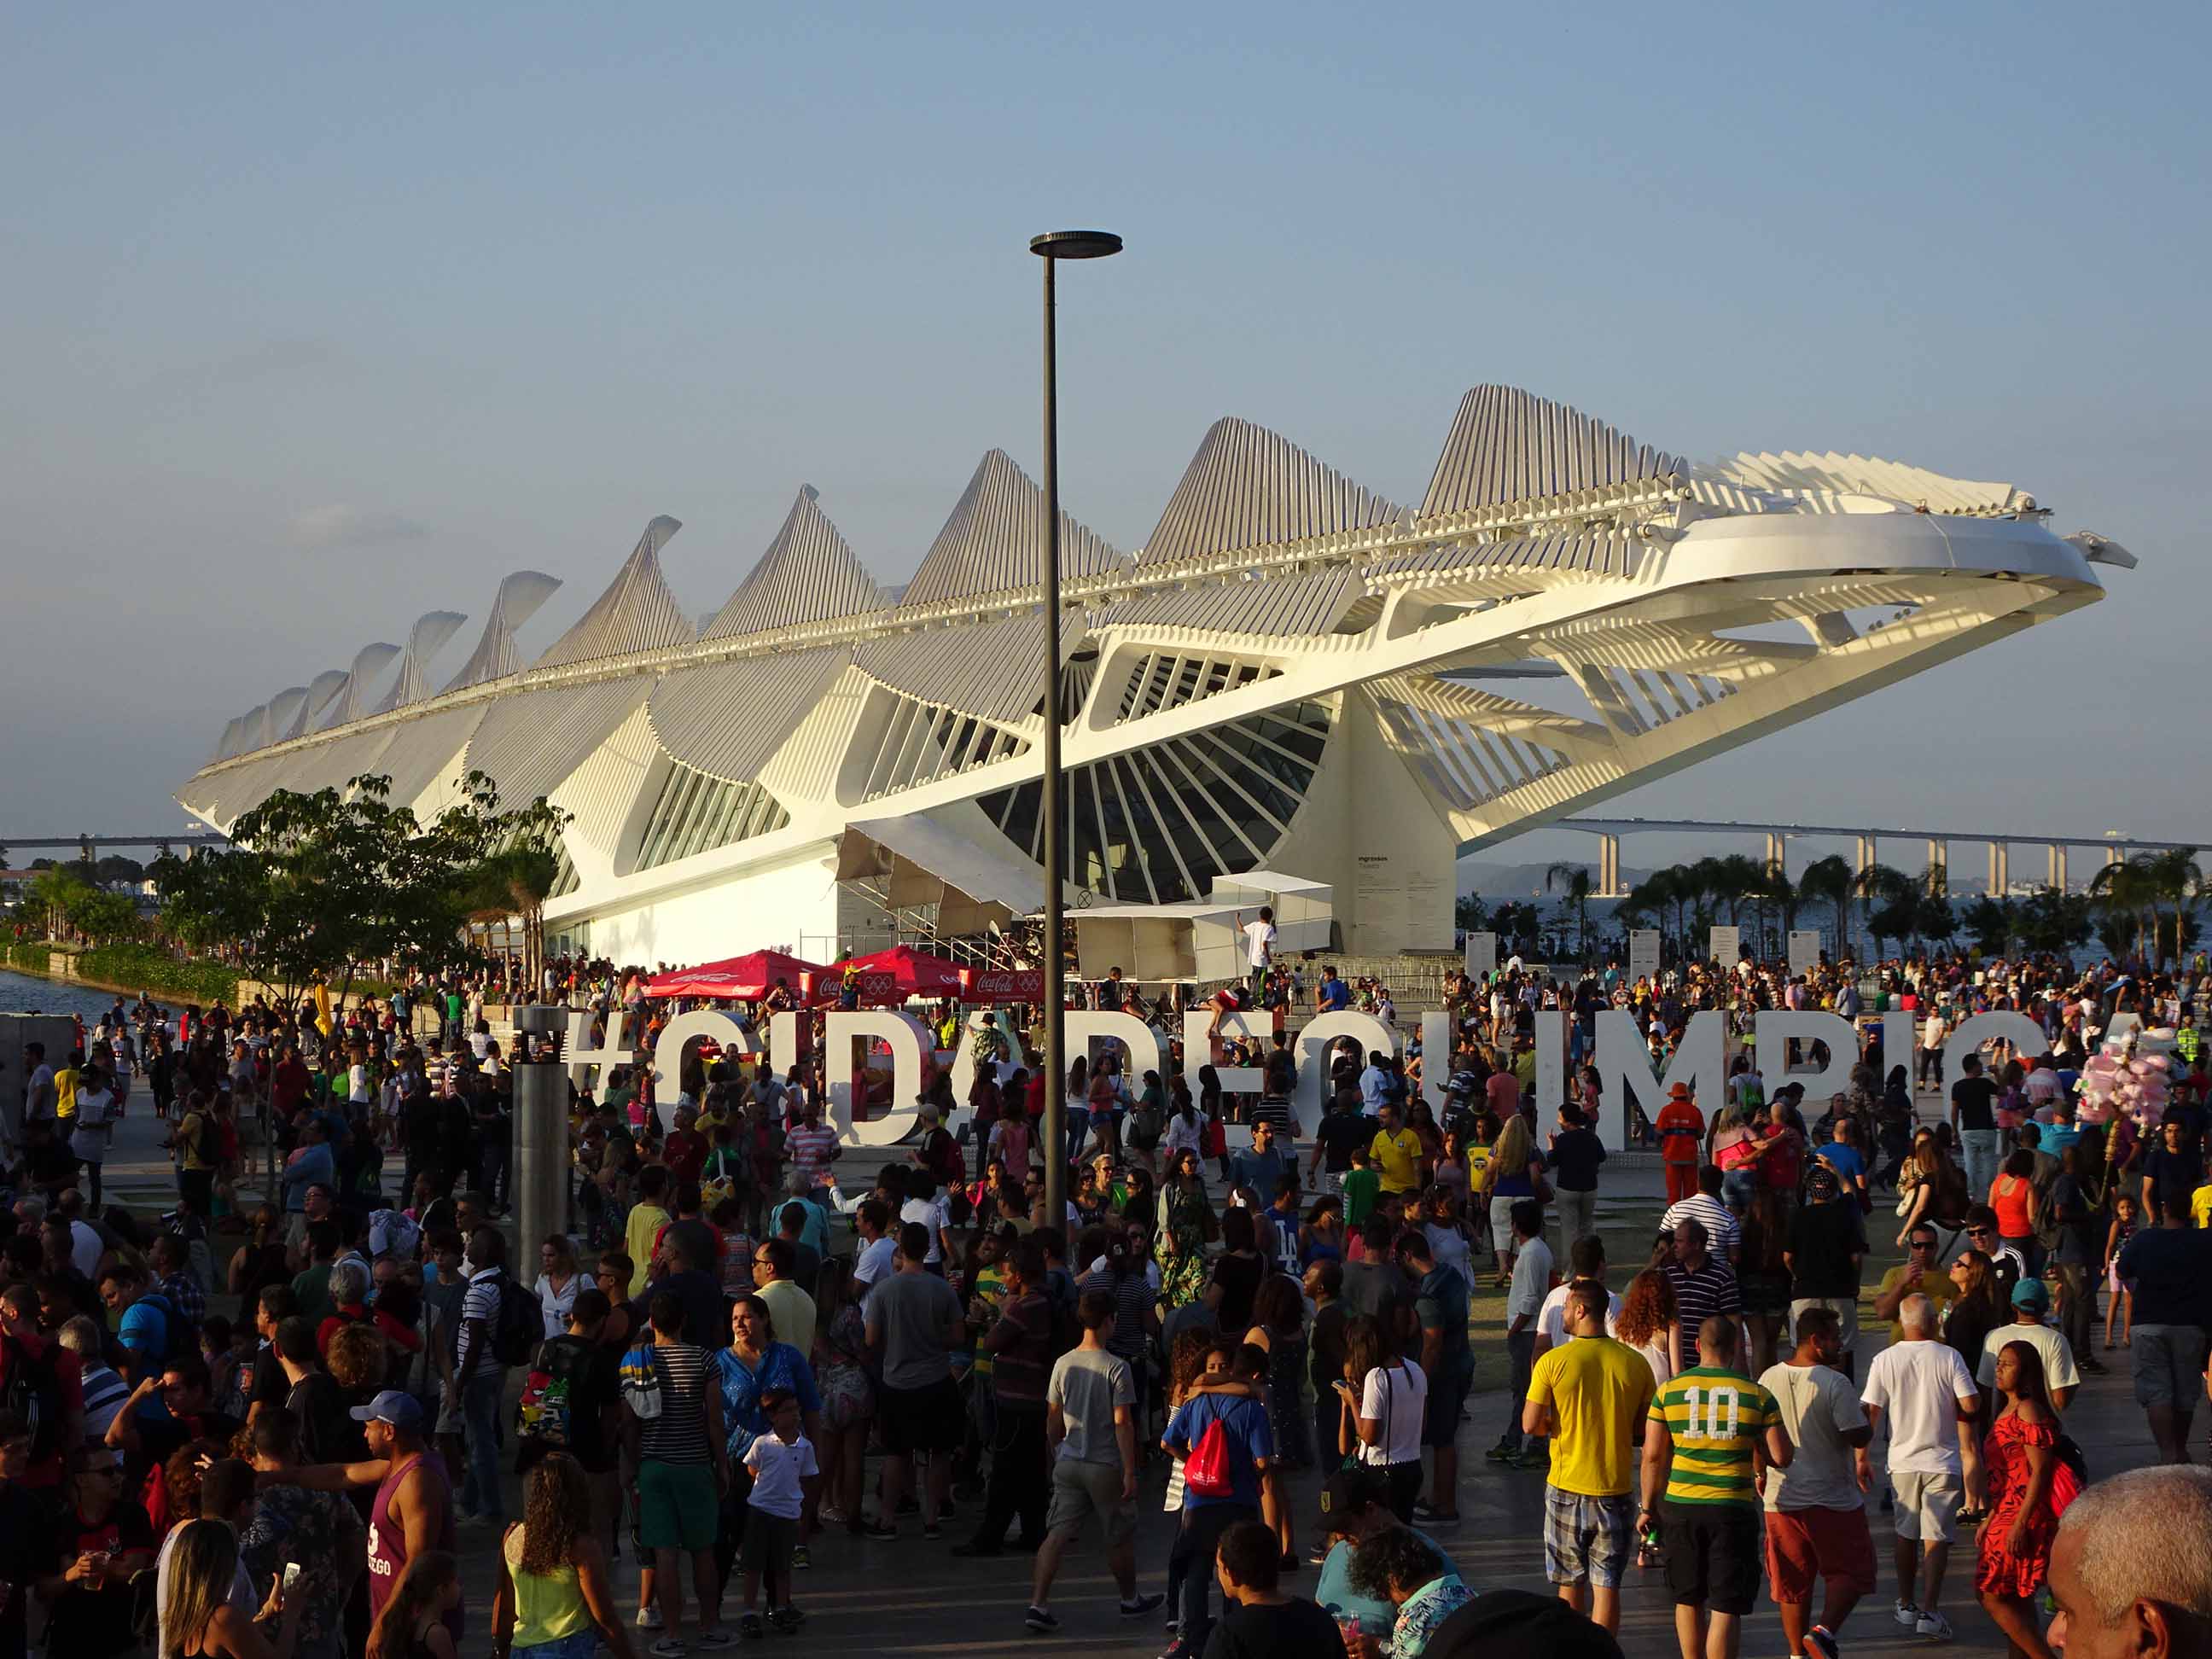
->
[1523,1280,1656,1634]
[1641,1316,1793,1659]
[1367,1100,1426,1198]
[55,1048,82,1125]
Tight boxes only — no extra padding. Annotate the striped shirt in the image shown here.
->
[1659,1194,1741,1260]
[1662,1258,1742,1369]
[456,1266,503,1377]
[786,1123,837,1186]
[1652,1367,1779,1506]
[637,1341,715,1464]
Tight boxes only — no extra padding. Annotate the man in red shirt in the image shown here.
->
[0,1282,85,1492]
[271,1042,311,1121]
[663,1105,708,1187]
[1655,1080,1706,1203]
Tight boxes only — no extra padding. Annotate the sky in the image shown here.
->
[3,3,2207,876]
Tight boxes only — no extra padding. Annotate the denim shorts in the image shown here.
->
[516,1633,598,1659]
[2133,1326,2209,1409]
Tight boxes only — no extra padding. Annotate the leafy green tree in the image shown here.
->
[71,889,143,944]
[1453,894,1489,935]
[26,867,94,938]
[151,771,571,1010]
[1961,895,2017,955]
[2015,885,2093,956]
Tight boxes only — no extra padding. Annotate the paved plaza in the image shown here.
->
[60,1074,2143,1659]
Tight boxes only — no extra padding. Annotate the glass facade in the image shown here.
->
[977,698,1333,904]
[630,761,790,872]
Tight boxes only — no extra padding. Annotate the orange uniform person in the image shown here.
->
[1655,1080,1705,1204]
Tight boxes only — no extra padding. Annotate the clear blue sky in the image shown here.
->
[3,3,2206,868]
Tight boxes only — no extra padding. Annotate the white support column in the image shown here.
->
[1988,841,2008,898]
[1765,831,1786,876]
[1927,838,1947,884]
[2049,844,2068,892]
[1598,833,1622,896]
[1857,834,1877,876]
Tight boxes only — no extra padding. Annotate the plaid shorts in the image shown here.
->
[1543,1486,1635,1589]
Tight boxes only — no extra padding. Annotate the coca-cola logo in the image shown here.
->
[964,970,1042,1001]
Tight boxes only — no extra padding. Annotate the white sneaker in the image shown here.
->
[1894,1599,1921,1628]
[637,1609,664,1630]
[1916,1610,1955,1641]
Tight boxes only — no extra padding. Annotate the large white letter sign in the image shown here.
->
[1420,1013,1454,1115]
[565,1010,628,1099]
[1531,1010,1567,1142]
[949,1011,1030,1104]
[822,1010,933,1148]
[1295,1012,1398,1137]
[1755,1012,1859,1109]
[649,1010,756,1099]
[1945,1012,2048,1082]
[1594,1009,1727,1152]
[1183,1012,1266,1115]
[1067,1011,1164,1098]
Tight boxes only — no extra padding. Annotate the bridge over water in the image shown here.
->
[1560,816,2201,898]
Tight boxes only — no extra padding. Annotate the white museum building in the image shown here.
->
[178,385,2130,970]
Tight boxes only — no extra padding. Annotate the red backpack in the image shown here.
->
[1183,1412,1235,1499]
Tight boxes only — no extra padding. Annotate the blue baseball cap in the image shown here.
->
[348,1389,424,1429]
[2010,1278,2050,1313]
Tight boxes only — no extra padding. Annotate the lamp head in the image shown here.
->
[1029,230,1123,260]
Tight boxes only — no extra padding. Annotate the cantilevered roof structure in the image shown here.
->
[178,380,2133,968]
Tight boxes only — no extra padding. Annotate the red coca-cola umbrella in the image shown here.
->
[814,944,968,1005]
[643,950,826,1000]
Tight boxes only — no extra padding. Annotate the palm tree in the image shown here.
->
[2135,847,2203,966]
[2089,856,2159,964]
[1798,854,1856,959]
[1619,876,1663,955]
[1545,861,1595,963]
[1708,853,1767,928]
[1854,863,1912,958]
[1755,866,1800,958]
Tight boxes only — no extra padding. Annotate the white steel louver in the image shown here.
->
[445,572,563,692]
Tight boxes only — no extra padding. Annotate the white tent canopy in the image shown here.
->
[1076,869,1333,982]
[835,814,1055,935]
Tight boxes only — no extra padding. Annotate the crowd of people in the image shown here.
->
[0,944,2209,1659]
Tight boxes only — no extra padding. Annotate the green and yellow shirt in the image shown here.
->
[1651,1366,1778,1507]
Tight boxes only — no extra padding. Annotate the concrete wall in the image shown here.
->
[1269,689,1459,955]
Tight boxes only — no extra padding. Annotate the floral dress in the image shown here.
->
[1976,1413,2079,1597]
[1393,1574,1478,1657]
[817,1301,874,1429]
[239,1483,366,1659]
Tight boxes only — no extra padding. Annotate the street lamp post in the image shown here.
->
[1029,229,1121,1237]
